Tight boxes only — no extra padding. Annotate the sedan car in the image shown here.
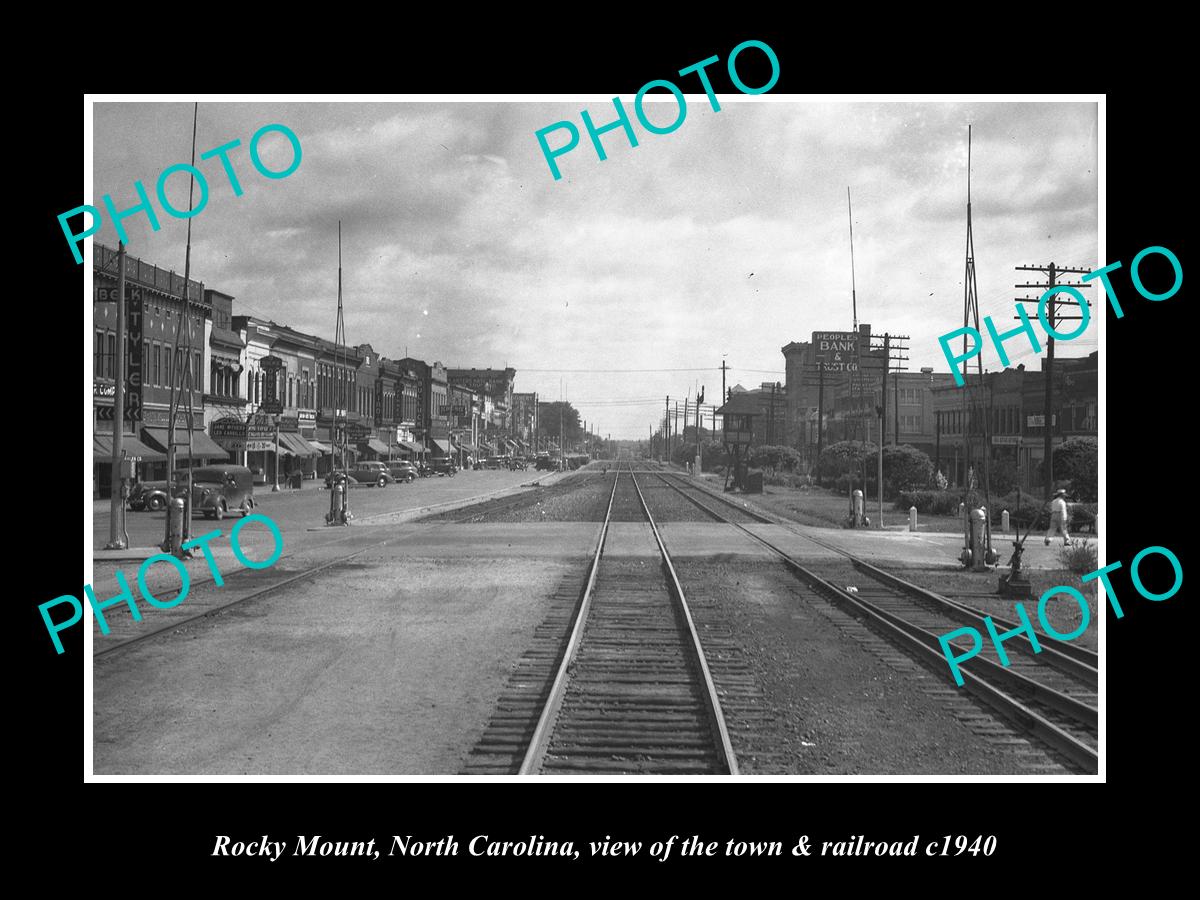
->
[349,461,395,487]
[128,480,170,511]
[387,461,419,483]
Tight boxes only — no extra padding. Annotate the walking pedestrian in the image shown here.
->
[1044,488,1072,546]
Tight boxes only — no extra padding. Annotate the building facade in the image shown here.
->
[93,244,222,494]
[931,352,1098,489]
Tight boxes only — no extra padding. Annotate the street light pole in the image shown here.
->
[272,414,281,491]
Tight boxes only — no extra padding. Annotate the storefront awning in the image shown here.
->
[478,442,494,455]
[398,440,425,454]
[279,432,319,457]
[141,428,228,460]
[454,441,478,454]
[94,433,167,462]
[363,438,389,455]
[431,439,451,455]
[308,440,332,454]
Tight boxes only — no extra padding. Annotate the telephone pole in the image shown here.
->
[664,395,670,461]
[1015,262,1092,497]
[869,333,909,526]
[105,242,128,550]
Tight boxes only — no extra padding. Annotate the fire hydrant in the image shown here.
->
[167,497,185,556]
[326,474,350,526]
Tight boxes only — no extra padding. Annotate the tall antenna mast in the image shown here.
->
[961,124,991,555]
[164,101,200,553]
[847,186,858,332]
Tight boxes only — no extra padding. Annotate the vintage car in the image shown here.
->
[429,458,458,477]
[187,465,255,520]
[350,461,396,487]
[387,460,419,483]
[128,479,170,512]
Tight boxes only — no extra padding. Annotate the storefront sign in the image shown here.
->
[247,411,276,440]
[125,286,143,422]
[374,380,384,427]
[94,381,116,397]
[142,408,198,427]
[278,415,299,432]
[212,416,248,451]
[260,355,284,415]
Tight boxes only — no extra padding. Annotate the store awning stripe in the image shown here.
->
[94,433,167,462]
[140,428,226,460]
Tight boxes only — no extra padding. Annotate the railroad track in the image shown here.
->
[653,471,1099,774]
[470,462,737,775]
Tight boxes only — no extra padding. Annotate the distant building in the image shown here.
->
[447,367,516,437]
[931,351,1098,488]
[727,382,788,446]
[511,391,539,451]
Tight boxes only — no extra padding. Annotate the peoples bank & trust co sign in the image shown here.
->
[813,331,860,373]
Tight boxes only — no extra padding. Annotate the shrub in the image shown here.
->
[894,489,978,516]
[1053,438,1097,502]
[883,444,933,493]
[989,457,1020,496]
[934,469,949,490]
[1060,539,1098,574]
[747,444,804,473]
[836,473,878,496]
[819,440,877,485]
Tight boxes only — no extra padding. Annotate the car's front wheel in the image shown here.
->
[147,496,165,512]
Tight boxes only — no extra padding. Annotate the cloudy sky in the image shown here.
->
[91,99,1097,439]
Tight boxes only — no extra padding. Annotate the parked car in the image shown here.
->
[187,465,256,520]
[429,458,458,477]
[350,461,395,487]
[324,469,359,488]
[535,456,557,471]
[128,479,170,512]
[388,461,419,483]
[482,456,504,470]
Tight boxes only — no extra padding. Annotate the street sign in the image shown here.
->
[812,330,860,372]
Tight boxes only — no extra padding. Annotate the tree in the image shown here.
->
[536,401,582,447]
[1053,438,1097,502]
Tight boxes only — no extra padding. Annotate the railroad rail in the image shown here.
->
[653,471,1098,774]
[517,462,737,775]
